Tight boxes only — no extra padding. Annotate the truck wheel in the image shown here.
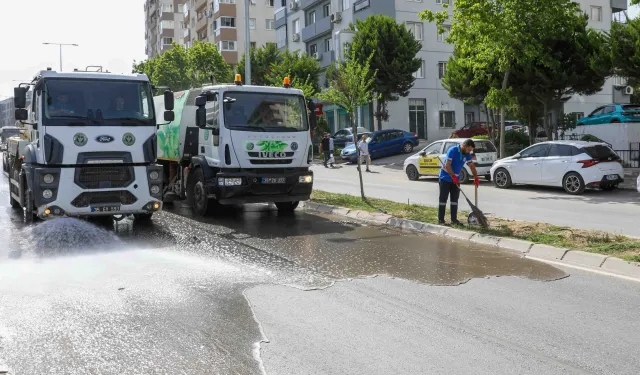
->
[9,192,20,209]
[275,201,299,213]
[188,168,216,216]
[23,189,35,223]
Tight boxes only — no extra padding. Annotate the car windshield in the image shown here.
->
[222,91,309,132]
[43,79,154,125]
[582,145,619,161]
[474,141,497,153]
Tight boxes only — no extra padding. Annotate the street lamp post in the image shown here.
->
[244,1,251,85]
[42,42,79,72]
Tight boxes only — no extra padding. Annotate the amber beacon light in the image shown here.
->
[283,77,291,88]
[234,74,242,85]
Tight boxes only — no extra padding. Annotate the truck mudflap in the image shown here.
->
[31,164,164,219]
[208,169,313,204]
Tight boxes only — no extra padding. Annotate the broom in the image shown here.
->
[436,156,490,229]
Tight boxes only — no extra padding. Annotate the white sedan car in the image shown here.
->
[490,141,624,195]
[404,138,498,183]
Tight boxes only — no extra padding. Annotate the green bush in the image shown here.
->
[504,129,529,148]
[334,147,343,156]
[472,135,489,140]
[580,134,603,143]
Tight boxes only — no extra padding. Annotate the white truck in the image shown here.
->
[155,74,316,216]
[7,67,174,222]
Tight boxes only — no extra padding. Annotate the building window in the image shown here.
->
[436,0,450,4]
[249,18,256,29]
[309,44,318,55]
[218,40,237,51]
[323,3,331,18]
[161,20,175,30]
[409,99,427,138]
[220,0,236,3]
[162,37,173,45]
[465,112,474,125]
[413,60,425,79]
[292,19,300,34]
[276,26,287,48]
[590,6,602,22]
[266,19,275,30]
[342,0,350,11]
[438,62,447,79]
[266,0,275,6]
[440,111,455,129]
[325,37,332,52]
[406,22,423,41]
[437,25,450,42]
[219,16,236,28]
[308,11,316,24]
[250,42,257,49]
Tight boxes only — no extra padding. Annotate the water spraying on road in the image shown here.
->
[27,217,123,256]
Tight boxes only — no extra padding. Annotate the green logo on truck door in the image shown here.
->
[256,140,288,152]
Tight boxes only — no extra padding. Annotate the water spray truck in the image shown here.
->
[154,74,315,215]
[6,67,175,222]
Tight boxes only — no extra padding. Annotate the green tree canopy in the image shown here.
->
[349,15,422,130]
[609,18,640,87]
[236,43,282,85]
[267,49,321,94]
[188,40,233,85]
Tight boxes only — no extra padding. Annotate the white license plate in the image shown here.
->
[91,205,121,213]
[606,174,619,181]
[262,177,286,184]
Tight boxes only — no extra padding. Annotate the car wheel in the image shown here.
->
[459,168,470,184]
[563,172,585,195]
[275,201,299,213]
[406,165,420,181]
[494,168,512,189]
[403,142,413,153]
[601,184,618,191]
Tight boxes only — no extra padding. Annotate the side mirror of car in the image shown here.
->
[419,151,426,157]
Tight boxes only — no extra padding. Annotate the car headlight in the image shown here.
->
[43,174,55,184]
[149,171,159,180]
[150,185,160,194]
[42,189,53,199]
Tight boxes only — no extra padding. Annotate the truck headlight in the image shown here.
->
[42,189,53,199]
[43,174,55,184]
[150,185,160,194]
[149,171,159,181]
[299,175,313,183]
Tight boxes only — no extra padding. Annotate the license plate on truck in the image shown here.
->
[262,177,286,184]
[91,205,121,213]
[606,174,619,181]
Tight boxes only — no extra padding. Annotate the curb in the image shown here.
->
[300,202,640,282]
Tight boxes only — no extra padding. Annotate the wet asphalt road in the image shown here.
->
[1,176,640,374]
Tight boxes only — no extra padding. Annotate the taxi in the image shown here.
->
[403,138,498,183]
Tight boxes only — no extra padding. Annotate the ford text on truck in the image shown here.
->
[154,75,315,216]
[7,67,174,222]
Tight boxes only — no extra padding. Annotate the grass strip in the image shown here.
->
[310,190,640,262]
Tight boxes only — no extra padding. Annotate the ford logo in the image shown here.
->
[96,135,114,143]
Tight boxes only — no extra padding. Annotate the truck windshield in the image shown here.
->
[43,79,154,126]
[222,91,309,132]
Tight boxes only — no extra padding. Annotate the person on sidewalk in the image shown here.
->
[321,133,331,168]
[328,135,335,168]
[358,134,371,172]
[438,139,479,226]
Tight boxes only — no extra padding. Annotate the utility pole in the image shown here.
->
[244,0,251,85]
[42,42,79,72]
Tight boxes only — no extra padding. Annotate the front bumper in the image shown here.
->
[31,164,163,219]
[207,169,313,204]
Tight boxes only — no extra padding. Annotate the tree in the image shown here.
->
[421,0,600,156]
[317,50,379,201]
[236,44,282,85]
[609,18,640,87]
[349,15,422,130]
[267,50,321,94]
[188,40,233,85]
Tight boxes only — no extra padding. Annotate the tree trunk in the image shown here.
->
[368,102,375,131]
[353,114,366,201]
[498,71,510,159]
[543,101,553,141]
[376,100,383,131]
[487,107,496,145]
[528,111,535,145]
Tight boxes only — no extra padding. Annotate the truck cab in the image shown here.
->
[7,68,174,222]
[156,75,315,216]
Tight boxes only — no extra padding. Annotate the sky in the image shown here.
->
[0,0,147,100]
[0,1,638,100]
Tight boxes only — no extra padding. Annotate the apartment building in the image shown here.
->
[144,0,188,59]
[0,97,15,128]
[182,0,277,67]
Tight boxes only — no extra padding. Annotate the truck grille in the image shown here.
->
[249,159,293,165]
[75,166,134,189]
[71,191,137,208]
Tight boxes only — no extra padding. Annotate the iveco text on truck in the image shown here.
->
[155,75,316,216]
[6,67,174,222]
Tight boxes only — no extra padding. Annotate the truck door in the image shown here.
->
[199,93,220,161]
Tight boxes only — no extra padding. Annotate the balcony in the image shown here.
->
[195,0,207,11]
[275,7,287,29]
[611,0,627,13]
[317,50,335,69]
[301,16,332,42]
[299,0,323,10]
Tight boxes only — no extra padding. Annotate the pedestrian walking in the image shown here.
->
[328,135,335,168]
[358,134,371,172]
[321,133,331,168]
[438,139,479,225]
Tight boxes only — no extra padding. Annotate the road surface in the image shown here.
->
[1,175,639,374]
[312,156,640,237]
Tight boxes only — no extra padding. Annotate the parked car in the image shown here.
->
[340,129,420,163]
[490,141,624,194]
[403,138,498,183]
[451,122,489,138]
[577,104,640,125]
[332,127,370,148]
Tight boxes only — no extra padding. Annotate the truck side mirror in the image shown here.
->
[164,111,175,122]
[164,90,174,111]
[15,108,28,121]
[14,87,27,109]
[195,95,207,107]
[196,107,206,128]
